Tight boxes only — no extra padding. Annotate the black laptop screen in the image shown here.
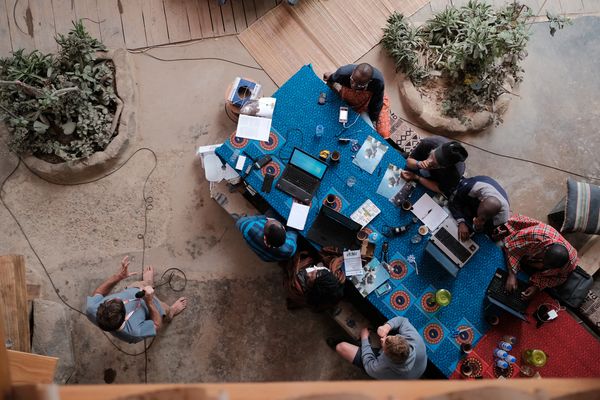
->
[290,149,327,179]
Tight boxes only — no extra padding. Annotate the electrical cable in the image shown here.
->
[132,51,265,70]
[0,147,187,382]
[392,113,600,182]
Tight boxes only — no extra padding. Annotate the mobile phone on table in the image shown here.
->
[339,106,348,123]
[262,173,275,193]
[375,281,392,297]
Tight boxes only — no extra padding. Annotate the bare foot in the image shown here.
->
[167,297,187,320]
[143,266,154,286]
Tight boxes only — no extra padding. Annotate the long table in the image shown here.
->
[216,65,507,377]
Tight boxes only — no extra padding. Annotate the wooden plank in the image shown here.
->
[231,0,247,32]
[221,0,236,34]
[7,350,57,384]
[28,0,58,57]
[579,236,600,276]
[118,0,147,49]
[196,0,214,38]
[97,0,125,49]
[0,0,13,56]
[163,0,191,42]
[208,0,225,35]
[0,316,11,399]
[183,0,203,39]
[254,0,273,18]
[141,0,170,45]
[243,0,258,26]
[4,0,35,52]
[73,0,103,42]
[51,0,77,37]
[0,255,30,353]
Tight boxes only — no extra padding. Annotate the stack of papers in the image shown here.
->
[343,250,363,277]
[286,202,310,230]
[411,194,448,231]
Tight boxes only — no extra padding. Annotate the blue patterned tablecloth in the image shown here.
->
[216,65,505,376]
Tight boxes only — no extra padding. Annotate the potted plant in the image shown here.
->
[382,1,569,133]
[0,21,136,182]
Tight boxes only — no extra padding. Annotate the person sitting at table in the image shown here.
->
[400,135,468,197]
[323,63,392,140]
[285,247,345,311]
[449,176,510,240]
[327,316,427,379]
[236,215,298,262]
[493,214,578,300]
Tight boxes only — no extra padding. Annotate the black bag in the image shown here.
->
[548,266,593,308]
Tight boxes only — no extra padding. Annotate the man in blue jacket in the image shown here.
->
[236,215,298,262]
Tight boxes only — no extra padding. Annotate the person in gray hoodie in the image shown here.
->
[331,316,427,379]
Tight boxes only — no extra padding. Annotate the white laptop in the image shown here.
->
[430,217,479,268]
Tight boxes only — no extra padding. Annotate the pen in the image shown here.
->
[423,208,432,219]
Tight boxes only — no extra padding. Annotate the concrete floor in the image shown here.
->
[0,16,599,383]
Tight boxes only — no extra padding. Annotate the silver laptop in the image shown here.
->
[430,217,479,268]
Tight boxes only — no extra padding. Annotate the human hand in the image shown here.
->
[360,327,370,340]
[458,222,471,241]
[143,285,155,301]
[473,216,484,232]
[116,256,138,280]
[377,323,391,338]
[521,285,538,300]
[505,272,517,292]
[401,170,417,181]
[419,159,434,169]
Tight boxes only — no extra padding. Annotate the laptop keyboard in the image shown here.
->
[487,272,529,312]
[284,167,315,192]
[434,227,472,263]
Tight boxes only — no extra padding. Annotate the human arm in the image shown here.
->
[92,256,138,296]
[367,79,385,122]
[143,286,162,331]
[360,328,382,378]
[401,171,443,194]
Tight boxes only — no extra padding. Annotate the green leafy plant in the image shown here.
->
[382,1,568,119]
[0,21,117,162]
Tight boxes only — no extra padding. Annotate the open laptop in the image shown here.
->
[276,148,327,204]
[307,205,362,249]
[429,217,479,268]
[486,269,530,321]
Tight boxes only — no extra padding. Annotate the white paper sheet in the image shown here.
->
[343,250,363,277]
[236,115,272,141]
[235,155,247,170]
[287,202,310,230]
[411,193,448,231]
[350,199,381,227]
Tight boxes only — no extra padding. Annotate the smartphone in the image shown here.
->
[339,106,348,123]
[262,173,275,193]
[375,281,392,297]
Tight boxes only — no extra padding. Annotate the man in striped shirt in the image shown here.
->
[236,215,298,262]
[494,214,578,299]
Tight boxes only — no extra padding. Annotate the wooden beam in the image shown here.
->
[183,0,203,40]
[7,351,57,385]
[141,0,170,46]
[0,255,30,353]
[164,0,191,42]
[97,0,126,49]
[196,0,214,38]
[118,0,147,49]
[0,313,12,400]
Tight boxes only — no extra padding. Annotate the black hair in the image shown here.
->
[305,271,344,308]
[355,63,374,80]
[544,243,570,269]
[96,299,126,332]
[264,221,287,248]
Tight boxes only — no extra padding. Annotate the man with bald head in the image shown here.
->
[448,176,510,240]
[323,63,392,140]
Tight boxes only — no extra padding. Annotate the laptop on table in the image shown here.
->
[276,148,328,204]
[307,205,362,249]
[486,268,530,321]
[429,217,480,268]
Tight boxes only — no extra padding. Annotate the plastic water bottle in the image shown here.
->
[495,358,509,369]
[498,341,513,352]
[504,354,517,364]
[493,348,508,359]
[315,124,324,139]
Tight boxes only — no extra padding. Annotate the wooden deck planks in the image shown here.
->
[51,0,76,37]
[196,0,215,38]
[243,0,258,26]
[118,0,147,49]
[221,1,237,34]
[183,0,203,39]
[231,0,247,32]
[73,0,103,41]
[208,0,225,35]
[28,0,57,53]
[142,0,170,46]
[164,0,192,42]
[0,255,30,353]
[97,0,126,49]
[4,0,35,53]
[0,0,13,56]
